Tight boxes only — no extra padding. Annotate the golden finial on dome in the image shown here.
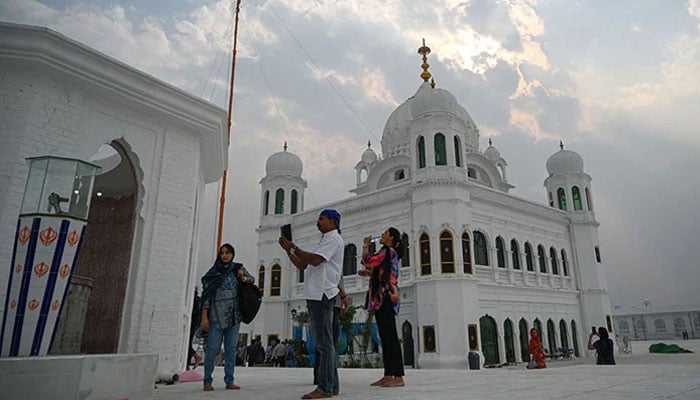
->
[559,140,564,150]
[284,141,288,151]
[418,38,432,82]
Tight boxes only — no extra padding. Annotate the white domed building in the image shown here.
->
[249,44,612,368]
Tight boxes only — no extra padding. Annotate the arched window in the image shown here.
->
[394,169,405,181]
[495,237,506,268]
[343,244,357,276]
[473,231,489,266]
[270,264,282,297]
[291,189,298,214]
[263,190,270,215]
[524,243,534,271]
[434,133,447,165]
[401,233,410,267]
[454,136,462,167]
[548,192,554,207]
[510,239,520,270]
[561,249,568,276]
[537,245,547,273]
[550,247,559,275]
[417,136,426,169]
[546,319,557,353]
[654,319,667,332]
[585,187,592,210]
[440,230,455,273]
[258,266,265,295]
[467,167,476,179]
[559,319,569,349]
[462,232,473,274]
[571,320,580,357]
[274,188,284,214]
[572,186,582,210]
[557,187,567,210]
[419,233,431,275]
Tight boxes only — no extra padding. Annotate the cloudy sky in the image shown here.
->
[2,0,699,313]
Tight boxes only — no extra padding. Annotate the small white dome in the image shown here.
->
[265,144,303,176]
[361,141,378,164]
[484,139,501,162]
[546,145,584,176]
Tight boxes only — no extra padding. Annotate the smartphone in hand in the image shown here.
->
[281,224,292,241]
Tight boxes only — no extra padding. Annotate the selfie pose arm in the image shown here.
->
[279,236,325,270]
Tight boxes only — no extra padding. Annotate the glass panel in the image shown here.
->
[291,190,298,214]
[440,231,454,273]
[511,240,520,270]
[275,188,284,214]
[434,134,446,166]
[462,233,472,274]
[557,187,567,210]
[454,136,462,167]
[418,137,426,169]
[474,231,488,265]
[420,233,431,275]
[496,237,506,268]
[525,244,534,271]
[572,186,582,210]
[550,247,559,274]
[263,191,269,215]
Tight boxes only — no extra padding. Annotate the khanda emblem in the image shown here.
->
[52,300,60,311]
[10,300,17,309]
[15,264,22,273]
[28,299,39,311]
[34,262,49,277]
[18,226,30,245]
[67,230,79,247]
[39,226,58,246]
[59,264,70,278]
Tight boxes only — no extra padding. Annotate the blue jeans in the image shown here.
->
[203,322,240,386]
[307,295,338,394]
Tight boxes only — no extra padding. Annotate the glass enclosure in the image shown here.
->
[20,156,100,220]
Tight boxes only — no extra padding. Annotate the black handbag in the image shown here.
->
[234,265,262,324]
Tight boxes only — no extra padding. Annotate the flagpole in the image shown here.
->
[217,0,242,250]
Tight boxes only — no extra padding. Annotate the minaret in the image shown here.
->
[260,142,306,218]
[544,141,612,352]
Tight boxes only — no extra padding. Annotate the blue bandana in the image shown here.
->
[320,209,341,234]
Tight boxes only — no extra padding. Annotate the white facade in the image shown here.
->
[614,309,700,341]
[248,57,613,368]
[0,23,227,379]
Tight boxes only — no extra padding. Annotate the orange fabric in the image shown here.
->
[528,330,546,368]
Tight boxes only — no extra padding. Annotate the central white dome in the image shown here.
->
[381,82,478,155]
[546,148,584,176]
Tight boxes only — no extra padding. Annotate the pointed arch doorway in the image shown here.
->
[73,141,139,353]
[402,321,415,367]
[479,315,499,365]
[504,319,516,363]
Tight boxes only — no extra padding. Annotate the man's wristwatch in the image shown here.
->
[289,246,298,256]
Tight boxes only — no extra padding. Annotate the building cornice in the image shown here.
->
[0,22,227,183]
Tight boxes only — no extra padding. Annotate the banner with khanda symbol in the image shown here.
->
[0,216,86,357]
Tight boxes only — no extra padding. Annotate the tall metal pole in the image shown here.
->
[217,0,242,250]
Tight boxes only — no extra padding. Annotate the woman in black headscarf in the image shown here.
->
[588,326,616,365]
[200,243,254,391]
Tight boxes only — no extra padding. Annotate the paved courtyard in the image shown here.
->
[154,340,700,400]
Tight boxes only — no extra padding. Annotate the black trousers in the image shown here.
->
[375,298,404,377]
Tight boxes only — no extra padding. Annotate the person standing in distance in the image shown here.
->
[279,209,344,399]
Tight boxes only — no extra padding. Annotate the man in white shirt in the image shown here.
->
[279,209,344,399]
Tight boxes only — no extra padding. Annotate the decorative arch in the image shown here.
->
[537,245,547,273]
[291,189,298,214]
[571,320,580,357]
[519,318,529,362]
[417,136,426,169]
[343,244,357,276]
[257,266,266,295]
[550,247,559,275]
[479,315,499,365]
[572,186,582,210]
[402,321,415,366]
[263,190,270,215]
[546,319,557,353]
[524,242,534,271]
[504,319,516,363]
[585,187,593,211]
[654,319,666,332]
[557,187,567,210]
[495,236,506,268]
[274,188,284,214]
[473,231,489,266]
[401,233,410,268]
[270,264,281,297]
[559,319,569,350]
[510,239,521,270]
[561,249,568,276]
[434,133,447,166]
[439,230,455,273]
[419,232,431,275]
[461,231,472,274]
[454,136,462,167]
